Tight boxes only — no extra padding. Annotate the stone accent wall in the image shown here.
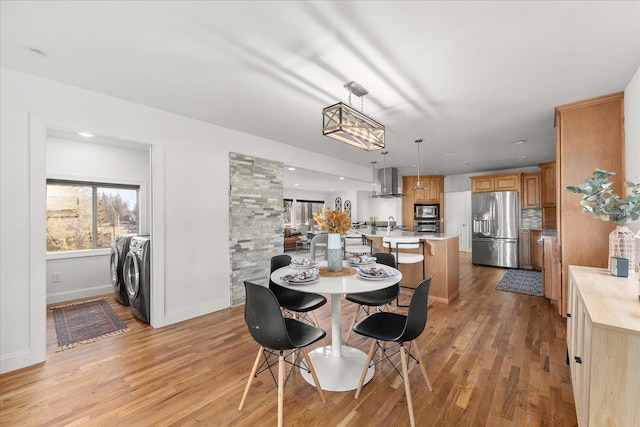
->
[229,152,283,306]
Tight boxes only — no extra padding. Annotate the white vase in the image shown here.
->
[327,233,343,272]
[609,225,636,273]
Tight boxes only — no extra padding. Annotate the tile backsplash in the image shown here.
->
[521,208,542,229]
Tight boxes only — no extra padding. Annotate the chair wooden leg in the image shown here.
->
[355,340,377,399]
[411,340,433,391]
[344,304,361,345]
[239,346,263,411]
[301,347,325,403]
[278,352,285,427]
[399,344,415,427]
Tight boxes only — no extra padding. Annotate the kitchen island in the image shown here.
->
[356,228,460,304]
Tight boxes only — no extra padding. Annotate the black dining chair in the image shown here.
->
[343,252,399,345]
[269,254,327,332]
[239,281,326,427]
[352,276,434,427]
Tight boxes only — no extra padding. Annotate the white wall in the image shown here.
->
[625,65,640,269]
[0,67,372,373]
[45,136,150,304]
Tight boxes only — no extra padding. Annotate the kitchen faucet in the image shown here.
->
[387,216,395,234]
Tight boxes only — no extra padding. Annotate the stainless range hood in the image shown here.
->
[371,167,404,198]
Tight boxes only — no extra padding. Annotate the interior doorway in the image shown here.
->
[444,191,472,252]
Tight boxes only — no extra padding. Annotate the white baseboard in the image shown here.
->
[47,284,113,305]
[163,297,230,327]
[0,348,43,375]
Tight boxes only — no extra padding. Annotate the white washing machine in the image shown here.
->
[123,236,151,324]
[110,234,137,305]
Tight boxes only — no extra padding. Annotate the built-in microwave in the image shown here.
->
[415,203,439,219]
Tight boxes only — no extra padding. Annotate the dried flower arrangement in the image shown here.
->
[312,208,351,234]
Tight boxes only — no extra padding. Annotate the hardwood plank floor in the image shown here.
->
[0,253,577,426]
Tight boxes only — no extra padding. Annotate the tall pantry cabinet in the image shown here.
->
[555,92,625,317]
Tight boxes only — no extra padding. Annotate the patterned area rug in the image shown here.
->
[53,299,129,351]
[496,269,543,296]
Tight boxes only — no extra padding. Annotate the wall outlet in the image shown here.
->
[52,272,62,283]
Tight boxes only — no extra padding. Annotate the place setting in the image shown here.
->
[280,267,319,285]
[357,265,400,281]
[346,255,377,266]
[289,256,319,269]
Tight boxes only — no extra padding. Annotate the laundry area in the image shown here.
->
[46,128,153,329]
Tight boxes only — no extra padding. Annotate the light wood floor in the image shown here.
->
[0,253,577,426]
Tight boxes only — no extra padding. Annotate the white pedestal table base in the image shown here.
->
[300,345,374,392]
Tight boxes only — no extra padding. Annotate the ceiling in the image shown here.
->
[2,1,639,192]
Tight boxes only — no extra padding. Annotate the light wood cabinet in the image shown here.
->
[520,230,531,269]
[555,92,625,317]
[530,230,542,270]
[567,266,640,427]
[539,161,557,229]
[539,161,556,207]
[470,172,522,193]
[543,237,560,300]
[522,173,541,208]
[402,175,443,231]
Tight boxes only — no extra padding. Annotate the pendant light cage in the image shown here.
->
[411,138,427,191]
[322,81,385,151]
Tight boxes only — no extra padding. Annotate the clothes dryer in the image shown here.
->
[110,234,137,305]
[123,236,151,324]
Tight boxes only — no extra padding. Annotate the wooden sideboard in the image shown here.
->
[567,266,640,426]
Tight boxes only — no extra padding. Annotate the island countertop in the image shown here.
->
[354,228,458,241]
[354,227,460,304]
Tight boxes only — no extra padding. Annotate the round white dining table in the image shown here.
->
[270,260,402,392]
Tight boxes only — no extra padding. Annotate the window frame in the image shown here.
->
[46,178,140,255]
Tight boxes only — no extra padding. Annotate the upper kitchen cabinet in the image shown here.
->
[402,175,444,231]
[539,161,557,229]
[555,92,625,317]
[470,172,522,193]
[522,173,541,209]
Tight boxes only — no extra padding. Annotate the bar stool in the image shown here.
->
[383,236,425,307]
[344,234,372,258]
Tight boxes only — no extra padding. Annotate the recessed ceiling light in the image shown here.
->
[330,188,335,191]
[77,132,94,137]
[460,163,470,167]
[287,167,296,171]
[410,164,417,168]
[339,177,345,180]
[443,152,454,156]
[517,155,529,159]
[512,140,525,145]
[24,46,48,57]
[294,183,300,186]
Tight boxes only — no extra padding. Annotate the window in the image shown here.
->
[46,180,139,251]
[295,199,324,226]
[283,199,293,228]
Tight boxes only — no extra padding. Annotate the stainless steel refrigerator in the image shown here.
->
[472,191,519,268]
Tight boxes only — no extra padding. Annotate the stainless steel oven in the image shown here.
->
[414,220,441,233]
[415,203,439,219]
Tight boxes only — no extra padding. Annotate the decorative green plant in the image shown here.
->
[564,169,640,226]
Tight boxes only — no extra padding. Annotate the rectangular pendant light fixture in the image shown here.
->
[322,81,385,151]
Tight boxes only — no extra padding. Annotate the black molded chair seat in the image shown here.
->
[344,252,399,345]
[345,286,398,307]
[239,281,326,427]
[270,254,327,315]
[353,276,434,427]
[278,292,326,312]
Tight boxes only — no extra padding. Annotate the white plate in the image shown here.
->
[286,277,319,284]
[290,262,318,269]
[357,273,390,281]
[348,260,375,266]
